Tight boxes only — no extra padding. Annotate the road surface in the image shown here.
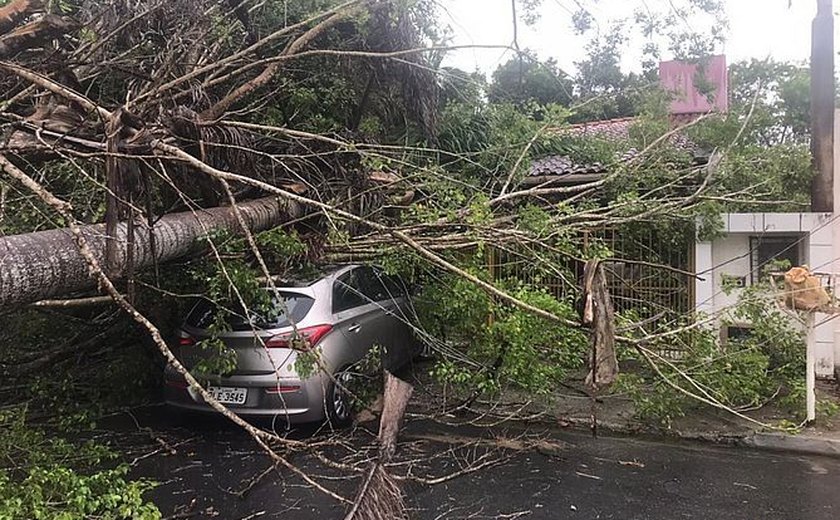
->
[107,407,840,519]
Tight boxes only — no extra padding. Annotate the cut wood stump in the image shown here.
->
[344,371,413,520]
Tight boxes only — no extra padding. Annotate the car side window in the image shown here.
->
[332,271,366,313]
[333,267,403,313]
[356,267,389,303]
[380,272,407,299]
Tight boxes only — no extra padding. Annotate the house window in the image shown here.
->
[749,235,801,283]
[720,323,753,345]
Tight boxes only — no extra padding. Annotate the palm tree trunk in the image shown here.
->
[0,197,299,307]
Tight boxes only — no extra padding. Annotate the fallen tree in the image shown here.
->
[0,192,299,307]
[2,0,807,518]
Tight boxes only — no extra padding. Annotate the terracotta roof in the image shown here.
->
[528,116,636,177]
[528,155,601,177]
[528,148,639,178]
[565,116,636,140]
[526,55,725,178]
[528,115,698,177]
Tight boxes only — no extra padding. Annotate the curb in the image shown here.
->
[739,432,840,457]
[410,400,840,459]
[559,416,840,458]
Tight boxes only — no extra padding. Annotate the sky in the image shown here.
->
[438,0,821,76]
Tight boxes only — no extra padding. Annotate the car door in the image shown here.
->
[355,266,416,369]
[331,268,391,371]
[357,267,404,370]
[375,269,418,367]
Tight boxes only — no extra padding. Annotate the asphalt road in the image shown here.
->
[108,407,840,520]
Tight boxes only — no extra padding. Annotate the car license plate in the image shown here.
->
[207,386,247,405]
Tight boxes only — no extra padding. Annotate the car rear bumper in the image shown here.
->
[163,365,329,423]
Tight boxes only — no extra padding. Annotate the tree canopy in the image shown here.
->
[488,52,574,109]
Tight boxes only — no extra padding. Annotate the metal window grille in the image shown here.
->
[487,225,694,359]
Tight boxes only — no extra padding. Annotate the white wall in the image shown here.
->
[707,233,750,312]
[696,213,837,377]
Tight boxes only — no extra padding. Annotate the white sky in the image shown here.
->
[439,0,821,76]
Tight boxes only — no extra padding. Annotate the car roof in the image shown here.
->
[274,264,357,287]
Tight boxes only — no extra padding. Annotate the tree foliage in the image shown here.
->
[569,27,653,123]
[617,282,807,427]
[490,0,728,124]
[727,59,811,146]
[0,406,160,519]
[488,52,574,111]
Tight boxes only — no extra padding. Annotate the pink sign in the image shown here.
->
[659,55,728,114]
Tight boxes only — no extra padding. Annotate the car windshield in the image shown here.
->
[185,291,315,331]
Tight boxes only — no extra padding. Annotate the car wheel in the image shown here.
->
[326,368,354,427]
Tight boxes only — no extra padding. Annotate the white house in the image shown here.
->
[694,110,840,382]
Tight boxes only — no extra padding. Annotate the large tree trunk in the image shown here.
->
[0,197,299,307]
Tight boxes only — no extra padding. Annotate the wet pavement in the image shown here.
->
[106,405,840,519]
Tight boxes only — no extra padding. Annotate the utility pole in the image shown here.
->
[811,0,834,212]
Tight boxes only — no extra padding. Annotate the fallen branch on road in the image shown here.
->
[344,372,413,520]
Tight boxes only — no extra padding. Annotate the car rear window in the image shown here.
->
[185,291,315,331]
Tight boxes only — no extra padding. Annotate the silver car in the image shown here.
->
[164,265,418,425]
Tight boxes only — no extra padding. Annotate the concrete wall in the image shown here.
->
[696,213,836,377]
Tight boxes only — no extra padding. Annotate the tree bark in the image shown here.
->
[344,371,413,520]
[582,260,618,390]
[0,196,300,307]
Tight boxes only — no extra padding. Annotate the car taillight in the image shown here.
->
[178,336,195,346]
[265,324,333,350]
